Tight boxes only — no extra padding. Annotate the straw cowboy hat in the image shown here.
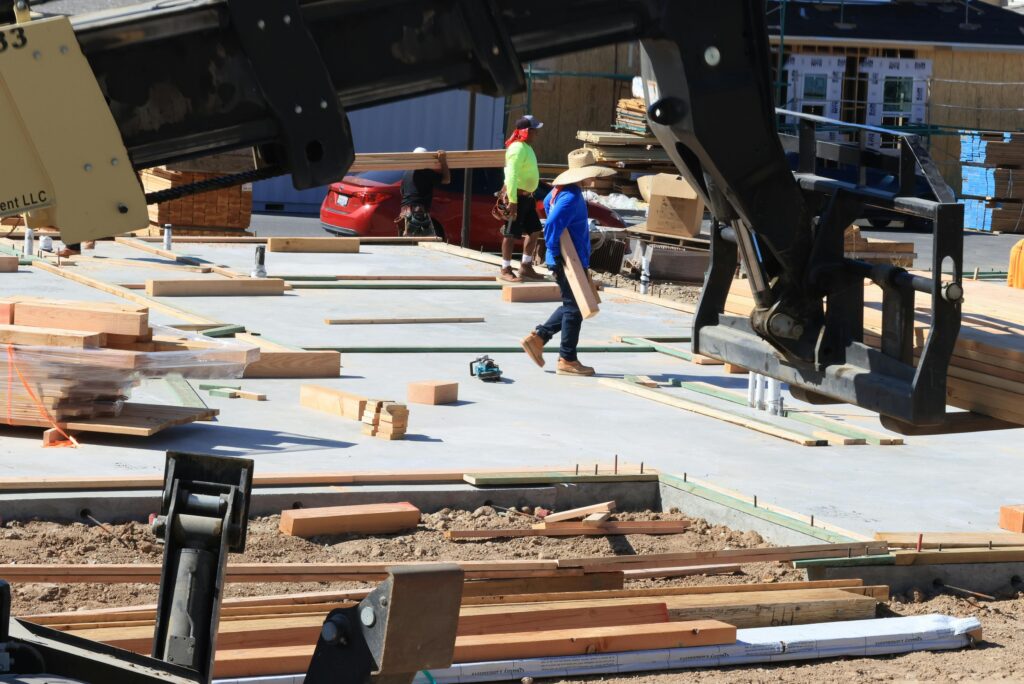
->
[552,149,617,186]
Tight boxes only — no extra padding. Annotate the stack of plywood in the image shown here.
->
[960,132,1024,233]
[0,297,255,434]
[724,275,1024,425]
[361,401,408,440]
[140,167,253,234]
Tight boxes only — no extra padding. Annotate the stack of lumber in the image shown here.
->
[23,574,889,678]
[575,128,672,198]
[614,97,653,136]
[960,132,1024,233]
[140,167,253,233]
[362,400,408,440]
[844,226,916,267]
[724,275,1024,426]
[0,297,253,435]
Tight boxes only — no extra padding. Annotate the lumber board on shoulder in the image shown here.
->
[267,237,359,253]
[877,531,1024,548]
[543,501,616,523]
[145,279,285,297]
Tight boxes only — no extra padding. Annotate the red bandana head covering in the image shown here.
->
[505,128,530,148]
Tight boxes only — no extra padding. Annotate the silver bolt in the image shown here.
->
[359,606,376,627]
[283,14,291,24]
[294,105,303,114]
[379,597,388,607]
[32,51,42,60]
[256,19,266,30]
[492,45,500,56]
[943,281,964,303]
[60,45,70,55]
[15,1,26,9]
[111,158,119,166]
[704,46,721,67]
[320,100,329,110]
[84,163,93,172]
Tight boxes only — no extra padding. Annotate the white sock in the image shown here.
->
[502,259,512,268]
[522,255,534,265]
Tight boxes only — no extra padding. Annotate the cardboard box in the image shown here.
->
[639,174,704,237]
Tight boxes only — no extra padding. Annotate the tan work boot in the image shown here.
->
[518,263,546,281]
[499,266,521,282]
[557,358,595,376]
[520,332,545,368]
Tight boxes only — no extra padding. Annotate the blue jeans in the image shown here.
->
[535,261,582,361]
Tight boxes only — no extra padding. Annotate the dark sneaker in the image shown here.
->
[520,332,545,368]
[556,358,595,376]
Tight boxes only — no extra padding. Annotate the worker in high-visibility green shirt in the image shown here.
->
[499,115,545,282]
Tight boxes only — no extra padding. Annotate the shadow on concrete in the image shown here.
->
[403,434,443,443]
[142,423,357,455]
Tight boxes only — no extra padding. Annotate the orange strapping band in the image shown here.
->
[5,344,78,448]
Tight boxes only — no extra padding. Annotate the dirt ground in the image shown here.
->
[2,509,1019,682]
[593,272,702,307]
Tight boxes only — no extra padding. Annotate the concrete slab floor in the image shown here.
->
[0,238,1022,538]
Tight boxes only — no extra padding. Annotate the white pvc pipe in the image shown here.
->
[163,224,173,251]
[767,377,782,415]
[747,372,757,407]
[753,373,765,411]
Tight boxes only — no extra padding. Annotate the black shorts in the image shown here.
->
[502,194,543,238]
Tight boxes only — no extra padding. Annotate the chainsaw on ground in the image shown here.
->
[469,356,503,382]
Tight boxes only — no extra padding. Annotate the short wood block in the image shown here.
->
[502,283,562,303]
[0,300,14,324]
[407,381,458,405]
[0,255,18,273]
[723,363,748,374]
[267,237,359,253]
[280,502,420,537]
[1000,505,1024,533]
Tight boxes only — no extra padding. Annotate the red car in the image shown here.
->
[320,168,625,250]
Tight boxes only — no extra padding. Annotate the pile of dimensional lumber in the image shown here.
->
[0,297,255,431]
[576,129,671,175]
[615,97,653,136]
[844,226,916,267]
[17,552,891,678]
[724,275,1024,425]
[347,149,505,173]
[960,131,1024,233]
[300,385,410,440]
[140,167,253,233]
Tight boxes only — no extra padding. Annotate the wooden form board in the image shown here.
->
[893,547,1024,565]
[502,282,562,303]
[559,231,599,318]
[461,572,624,597]
[621,564,741,579]
[543,501,616,523]
[446,520,689,539]
[238,334,340,378]
[279,502,420,537]
[266,237,359,253]
[876,531,1024,548]
[145,279,285,297]
[299,384,366,420]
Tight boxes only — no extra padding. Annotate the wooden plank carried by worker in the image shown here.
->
[300,384,367,420]
[279,502,421,537]
[502,283,562,302]
[0,324,104,348]
[267,237,359,253]
[12,299,148,336]
[559,231,599,318]
[543,500,616,523]
[145,279,285,296]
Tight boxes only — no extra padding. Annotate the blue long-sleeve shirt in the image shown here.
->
[542,185,590,269]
